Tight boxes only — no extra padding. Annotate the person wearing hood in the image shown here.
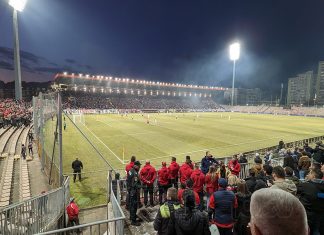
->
[179,156,194,184]
[208,178,238,234]
[158,162,170,205]
[228,155,241,176]
[270,166,297,195]
[190,163,205,210]
[297,168,324,235]
[201,151,218,175]
[140,160,157,207]
[167,190,211,235]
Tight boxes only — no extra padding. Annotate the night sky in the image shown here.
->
[0,0,324,93]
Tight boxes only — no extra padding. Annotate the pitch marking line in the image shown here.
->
[146,135,292,161]
[81,123,124,164]
[97,120,156,137]
[97,119,162,158]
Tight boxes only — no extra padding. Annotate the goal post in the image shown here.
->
[72,113,85,125]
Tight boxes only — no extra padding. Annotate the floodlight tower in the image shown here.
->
[9,0,27,100]
[229,42,240,106]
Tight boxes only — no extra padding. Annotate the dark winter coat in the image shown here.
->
[297,179,324,234]
[283,155,296,170]
[154,201,181,235]
[201,156,218,175]
[167,207,211,235]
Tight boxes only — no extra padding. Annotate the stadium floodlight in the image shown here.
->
[229,42,240,61]
[229,42,240,106]
[9,0,28,99]
[9,0,27,11]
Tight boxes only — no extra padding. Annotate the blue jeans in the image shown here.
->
[299,170,305,180]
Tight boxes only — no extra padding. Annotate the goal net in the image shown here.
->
[72,113,85,125]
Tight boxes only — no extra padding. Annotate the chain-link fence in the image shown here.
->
[0,177,70,235]
[33,92,61,187]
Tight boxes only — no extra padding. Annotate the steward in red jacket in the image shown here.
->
[228,155,241,176]
[126,156,136,176]
[191,165,205,193]
[158,162,170,204]
[140,160,157,206]
[66,197,80,227]
[190,163,205,210]
[179,158,194,184]
[168,157,180,189]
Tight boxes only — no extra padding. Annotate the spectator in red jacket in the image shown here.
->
[158,162,170,205]
[66,197,80,227]
[168,157,180,189]
[205,165,219,208]
[140,160,157,207]
[191,163,205,210]
[179,156,194,184]
[126,156,136,176]
[228,154,241,176]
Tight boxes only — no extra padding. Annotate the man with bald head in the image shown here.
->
[249,188,308,235]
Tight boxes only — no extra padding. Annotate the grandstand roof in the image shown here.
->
[54,73,228,92]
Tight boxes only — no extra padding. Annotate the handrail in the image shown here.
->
[35,216,125,235]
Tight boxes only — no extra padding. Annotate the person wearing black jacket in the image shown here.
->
[167,190,210,235]
[313,142,324,164]
[72,158,83,182]
[127,161,142,226]
[244,168,257,193]
[297,168,324,235]
[154,187,181,235]
[201,151,218,175]
[234,181,251,235]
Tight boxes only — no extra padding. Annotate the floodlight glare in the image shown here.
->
[229,42,240,61]
[9,0,27,11]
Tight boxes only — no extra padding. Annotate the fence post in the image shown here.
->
[39,92,45,171]
[58,92,63,186]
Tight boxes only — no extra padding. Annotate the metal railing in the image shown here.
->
[35,217,125,235]
[0,177,70,235]
[35,171,126,235]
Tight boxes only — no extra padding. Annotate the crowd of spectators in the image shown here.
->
[225,105,324,116]
[62,91,222,110]
[125,140,324,235]
[0,99,32,128]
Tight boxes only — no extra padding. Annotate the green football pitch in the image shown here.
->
[58,112,323,207]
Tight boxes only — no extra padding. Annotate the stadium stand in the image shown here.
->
[62,91,223,110]
[0,99,32,128]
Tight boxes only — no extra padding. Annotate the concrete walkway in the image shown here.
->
[27,145,52,196]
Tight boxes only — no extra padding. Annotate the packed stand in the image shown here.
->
[62,91,222,110]
[0,99,32,128]
[124,140,324,235]
[224,105,324,116]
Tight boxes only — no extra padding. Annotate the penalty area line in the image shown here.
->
[81,123,125,164]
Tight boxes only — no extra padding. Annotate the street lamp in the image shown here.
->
[229,42,240,106]
[9,0,27,100]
